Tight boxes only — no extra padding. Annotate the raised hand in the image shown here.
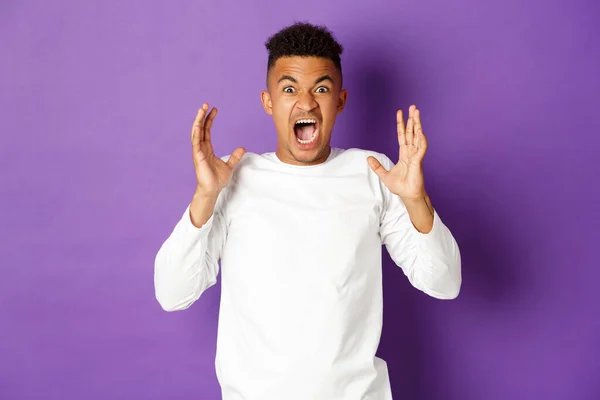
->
[367,104,428,200]
[191,103,246,197]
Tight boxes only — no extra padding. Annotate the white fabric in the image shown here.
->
[154,147,461,400]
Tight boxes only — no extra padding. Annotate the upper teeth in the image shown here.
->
[295,119,316,125]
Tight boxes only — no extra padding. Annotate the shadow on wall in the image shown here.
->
[344,41,528,399]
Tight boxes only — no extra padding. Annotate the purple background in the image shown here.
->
[2,0,599,399]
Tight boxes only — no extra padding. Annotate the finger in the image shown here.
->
[226,147,247,169]
[406,105,416,146]
[191,107,202,143]
[367,156,389,181]
[197,103,209,141]
[414,108,422,149]
[191,106,207,154]
[417,127,428,159]
[414,108,428,157]
[396,109,406,147]
[204,107,217,142]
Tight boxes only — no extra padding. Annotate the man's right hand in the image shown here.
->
[191,103,246,198]
[189,103,245,228]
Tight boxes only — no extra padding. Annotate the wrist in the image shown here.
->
[402,194,435,218]
[194,185,220,201]
[189,189,219,229]
[400,193,428,204]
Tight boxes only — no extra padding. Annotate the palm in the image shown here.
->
[193,138,227,194]
[191,104,245,196]
[368,105,428,200]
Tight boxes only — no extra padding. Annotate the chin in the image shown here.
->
[289,138,329,165]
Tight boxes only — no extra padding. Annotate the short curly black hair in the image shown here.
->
[264,22,344,85]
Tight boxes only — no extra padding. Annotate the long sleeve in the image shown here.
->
[377,155,462,300]
[154,192,228,312]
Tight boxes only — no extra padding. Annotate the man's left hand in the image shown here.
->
[368,104,428,200]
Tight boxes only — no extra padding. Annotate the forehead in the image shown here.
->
[270,56,339,84]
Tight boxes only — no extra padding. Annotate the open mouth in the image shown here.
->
[293,118,319,145]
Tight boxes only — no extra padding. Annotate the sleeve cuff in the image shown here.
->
[181,203,215,237]
[410,209,442,240]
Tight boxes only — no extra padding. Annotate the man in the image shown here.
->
[155,22,461,400]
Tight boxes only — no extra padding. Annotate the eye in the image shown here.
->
[315,86,329,93]
[283,87,295,93]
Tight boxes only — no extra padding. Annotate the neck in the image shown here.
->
[275,145,332,166]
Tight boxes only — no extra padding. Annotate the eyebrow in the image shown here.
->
[277,74,335,85]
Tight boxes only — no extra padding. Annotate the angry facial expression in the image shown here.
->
[261,56,347,165]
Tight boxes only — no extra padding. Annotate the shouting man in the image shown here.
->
[155,22,462,400]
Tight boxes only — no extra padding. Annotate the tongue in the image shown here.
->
[297,124,315,140]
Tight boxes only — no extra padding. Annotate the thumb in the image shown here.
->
[367,156,388,181]
[226,147,246,169]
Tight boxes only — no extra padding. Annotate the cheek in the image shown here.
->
[319,100,338,127]
[272,100,293,123]
[271,103,292,134]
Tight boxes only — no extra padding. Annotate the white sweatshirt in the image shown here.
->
[154,147,461,400]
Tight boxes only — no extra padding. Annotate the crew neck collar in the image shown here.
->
[267,147,341,169]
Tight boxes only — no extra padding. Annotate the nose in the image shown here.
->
[296,91,318,112]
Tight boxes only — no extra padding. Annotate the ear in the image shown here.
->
[337,89,348,114]
[261,90,273,115]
